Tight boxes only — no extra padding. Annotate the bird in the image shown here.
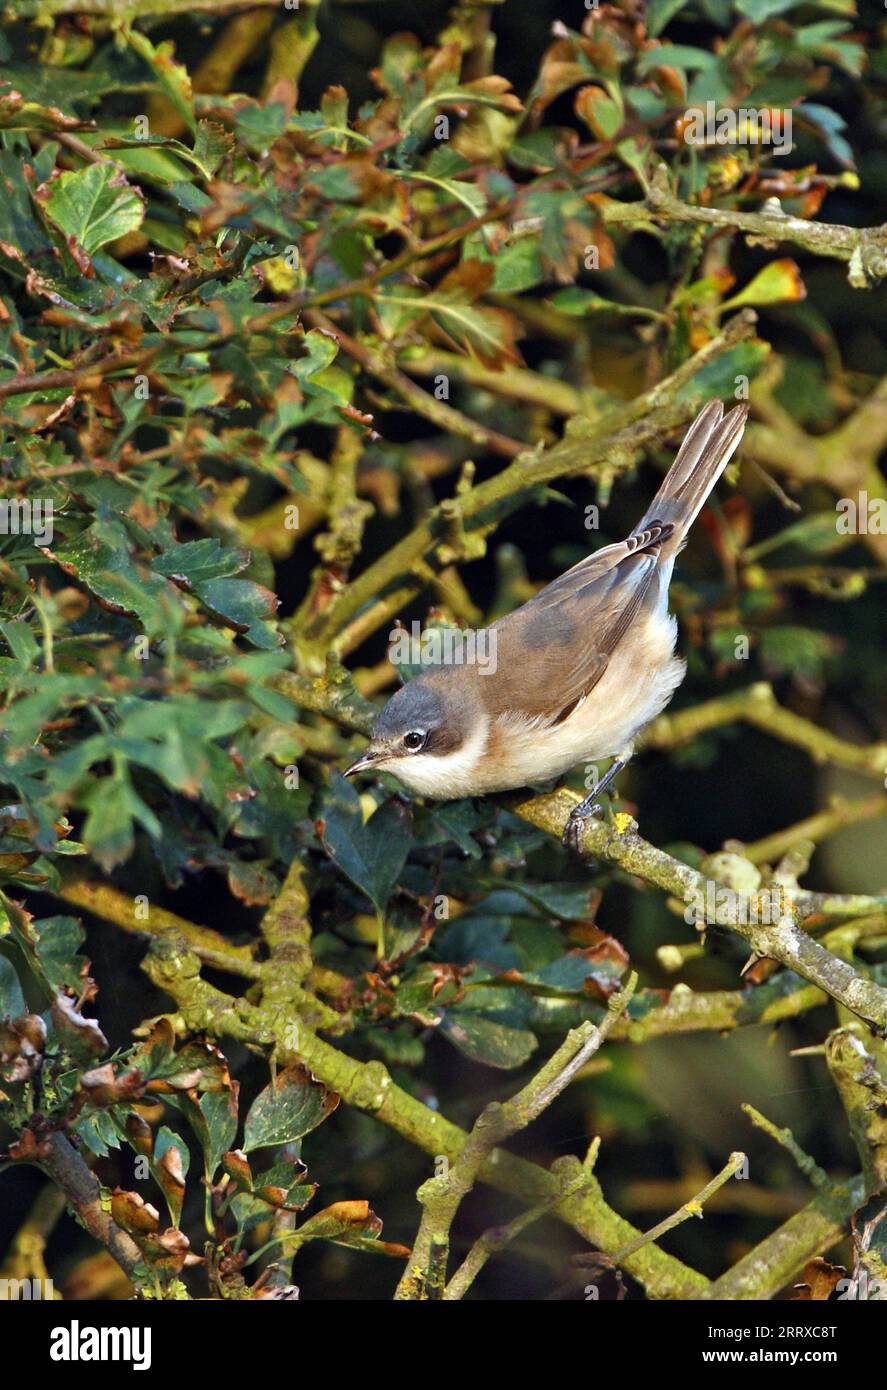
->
[345,399,749,849]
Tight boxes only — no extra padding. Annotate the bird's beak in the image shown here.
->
[344,749,380,779]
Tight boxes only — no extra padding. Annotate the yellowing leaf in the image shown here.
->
[575,85,623,141]
[720,259,806,311]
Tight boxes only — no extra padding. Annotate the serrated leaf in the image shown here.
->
[39,164,145,270]
[81,768,162,870]
[193,577,282,649]
[153,538,250,586]
[126,28,194,133]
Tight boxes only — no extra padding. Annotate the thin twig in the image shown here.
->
[742,1103,831,1192]
[612,1152,747,1264]
[305,309,524,458]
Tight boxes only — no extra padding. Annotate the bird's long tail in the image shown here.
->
[635,399,749,554]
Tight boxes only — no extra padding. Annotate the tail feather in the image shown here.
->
[635,400,749,552]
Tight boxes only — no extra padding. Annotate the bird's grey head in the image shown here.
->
[344,676,483,798]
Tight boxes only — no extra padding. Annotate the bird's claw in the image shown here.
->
[562,801,604,855]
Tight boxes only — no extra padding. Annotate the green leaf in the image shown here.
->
[734,0,804,17]
[490,237,544,292]
[507,128,569,172]
[0,905,91,1024]
[491,880,601,921]
[74,1110,122,1159]
[0,86,90,134]
[403,170,486,221]
[0,954,26,1018]
[646,0,694,36]
[467,233,543,292]
[0,150,53,269]
[125,28,195,133]
[289,328,338,384]
[81,768,162,871]
[115,696,250,798]
[243,1064,339,1152]
[39,164,145,267]
[92,140,196,187]
[799,102,854,166]
[0,64,124,110]
[548,287,657,319]
[440,1013,538,1069]
[676,339,771,403]
[51,520,173,633]
[13,910,88,997]
[235,102,289,153]
[192,121,232,177]
[518,188,599,282]
[428,801,486,858]
[1,620,39,669]
[637,45,720,76]
[759,625,836,678]
[193,578,283,650]
[153,538,250,586]
[194,1089,240,1180]
[318,777,411,917]
[575,86,623,141]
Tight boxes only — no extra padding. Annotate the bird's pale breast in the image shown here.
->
[477,608,685,793]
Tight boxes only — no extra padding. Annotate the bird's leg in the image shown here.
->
[563,757,628,854]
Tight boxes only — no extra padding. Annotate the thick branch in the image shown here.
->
[39,1133,143,1282]
[142,938,708,1298]
[826,1026,887,1196]
[58,873,259,971]
[605,170,887,289]
[514,791,887,1033]
[268,672,887,1028]
[143,938,867,1299]
[400,347,584,417]
[442,1158,591,1302]
[710,1176,864,1299]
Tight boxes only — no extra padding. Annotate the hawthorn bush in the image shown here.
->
[0,0,886,1303]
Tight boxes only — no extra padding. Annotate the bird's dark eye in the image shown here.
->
[404,730,426,752]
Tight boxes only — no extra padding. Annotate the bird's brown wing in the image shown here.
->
[483,525,670,724]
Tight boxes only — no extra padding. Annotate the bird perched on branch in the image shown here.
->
[346,398,749,849]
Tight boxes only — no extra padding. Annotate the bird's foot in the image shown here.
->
[562,800,605,856]
[562,756,628,856]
